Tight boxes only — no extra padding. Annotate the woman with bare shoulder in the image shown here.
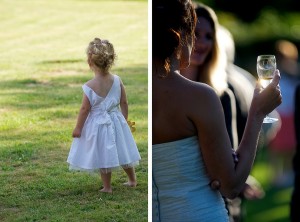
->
[152,0,282,221]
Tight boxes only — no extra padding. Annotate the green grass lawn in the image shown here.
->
[0,0,148,221]
[243,186,293,222]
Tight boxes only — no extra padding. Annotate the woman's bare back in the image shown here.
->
[153,71,224,144]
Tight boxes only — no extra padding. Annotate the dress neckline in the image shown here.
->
[153,136,198,147]
[84,75,115,99]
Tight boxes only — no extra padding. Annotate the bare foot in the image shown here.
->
[100,187,113,194]
[123,181,137,187]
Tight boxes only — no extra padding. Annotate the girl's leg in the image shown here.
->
[100,170,112,193]
[122,167,137,187]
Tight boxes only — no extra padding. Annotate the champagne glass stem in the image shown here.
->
[257,55,278,124]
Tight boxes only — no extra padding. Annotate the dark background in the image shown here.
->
[194,1,300,221]
[196,0,300,76]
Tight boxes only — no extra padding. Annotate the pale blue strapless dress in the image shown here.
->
[152,136,229,222]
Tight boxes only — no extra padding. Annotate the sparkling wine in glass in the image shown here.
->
[257,55,278,123]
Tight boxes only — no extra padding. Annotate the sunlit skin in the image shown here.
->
[153,25,282,198]
[179,16,279,198]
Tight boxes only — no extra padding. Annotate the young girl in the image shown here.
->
[67,37,141,193]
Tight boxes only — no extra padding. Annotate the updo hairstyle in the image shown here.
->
[153,0,197,73]
[86,38,116,72]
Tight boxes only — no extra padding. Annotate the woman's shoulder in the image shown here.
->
[183,77,219,101]
[180,77,222,116]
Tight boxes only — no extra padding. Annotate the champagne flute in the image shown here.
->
[257,55,278,123]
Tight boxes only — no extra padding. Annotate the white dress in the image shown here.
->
[67,74,141,172]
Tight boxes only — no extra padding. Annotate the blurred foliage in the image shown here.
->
[202,0,300,23]
[193,2,298,221]
[195,0,300,74]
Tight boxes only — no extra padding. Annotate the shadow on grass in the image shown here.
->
[0,64,147,111]
[38,59,83,64]
[0,63,148,171]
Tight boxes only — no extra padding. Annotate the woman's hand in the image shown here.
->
[242,176,265,200]
[251,70,282,119]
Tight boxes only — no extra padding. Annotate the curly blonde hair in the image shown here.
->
[86,38,116,72]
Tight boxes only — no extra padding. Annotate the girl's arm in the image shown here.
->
[120,80,128,120]
[72,94,91,138]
